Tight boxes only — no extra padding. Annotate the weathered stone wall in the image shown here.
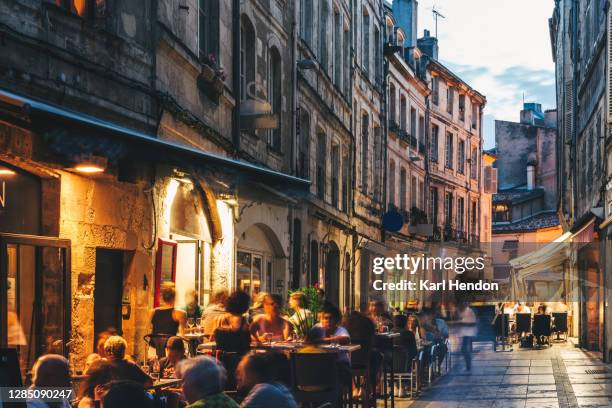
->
[59,171,153,369]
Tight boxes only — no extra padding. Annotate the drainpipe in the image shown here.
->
[232,0,241,152]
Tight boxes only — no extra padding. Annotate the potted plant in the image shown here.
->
[198,54,226,100]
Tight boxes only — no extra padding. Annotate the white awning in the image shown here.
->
[509,232,571,279]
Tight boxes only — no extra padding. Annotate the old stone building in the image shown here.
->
[0,0,307,371]
[295,0,354,309]
[550,0,610,357]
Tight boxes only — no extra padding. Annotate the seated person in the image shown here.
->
[28,354,72,408]
[97,380,155,408]
[104,336,153,388]
[368,299,393,331]
[250,294,292,342]
[287,291,313,331]
[236,352,296,408]
[176,356,239,408]
[201,290,229,337]
[313,303,351,377]
[77,360,114,408]
[392,314,417,362]
[159,336,187,379]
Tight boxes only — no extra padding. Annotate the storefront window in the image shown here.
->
[236,251,262,297]
[1,235,70,379]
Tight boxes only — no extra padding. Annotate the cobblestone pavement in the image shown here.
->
[390,341,612,408]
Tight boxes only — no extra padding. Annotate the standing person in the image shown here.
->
[458,302,477,372]
[201,289,229,337]
[183,289,203,320]
[150,282,186,336]
[176,356,238,408]
[27,354,72,408]
[250,294,292,342]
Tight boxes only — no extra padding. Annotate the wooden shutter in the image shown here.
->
[484,166,492,193]
[490,168,498,194]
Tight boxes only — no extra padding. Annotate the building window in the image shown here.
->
[373,126,382,200]
[458,94,465,121]
[400,96,407,130]
[320,0,329,71]
[458,140,465,174]
[298,111,310,179]
[431,124,439,162]
[342,151,350,211]
[418,115,425,151]
[267,47,282,151]
[445,132,454,169]
[302,0,313,46]
[331,144,340,207]
[389,84,397,124]
[470,148,478,179]
[411,176,417,208]
[363,11,370,73]
[410,107,417,143]
[316,133,326,199]
[457,197,465,232]
[444,192,453,226]
[472,103,478,129]
[361,114,369,194]
[430,187,439,225]
[447,86,454,115]
[343,28,350,96]
[240,16,256,102]
[374,27,382,84]
[493,203,510,222]
[432,76,439,105]
[334,10,342,87]
[199,0,219,60]
[389,160,396,208]
[419,181,425,210]
[471,201,477,235]
[400,168,407,211]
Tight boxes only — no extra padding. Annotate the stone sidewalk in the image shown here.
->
[391,341,612,408]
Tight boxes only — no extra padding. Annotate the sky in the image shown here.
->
[415,0,556,149]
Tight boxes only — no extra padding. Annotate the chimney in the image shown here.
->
[417,29,439,60]
[520,102,544,126]
[392,0,418,48]
[526,154,537,190]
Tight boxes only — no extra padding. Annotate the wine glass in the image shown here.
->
[187,318,195,334]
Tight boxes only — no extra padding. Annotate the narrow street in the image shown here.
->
[395,342,612,408]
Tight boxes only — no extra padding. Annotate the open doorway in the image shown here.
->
[94,249,125,346]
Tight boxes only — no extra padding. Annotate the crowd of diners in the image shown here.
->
[23,284,478,408]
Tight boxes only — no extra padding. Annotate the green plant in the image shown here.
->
[286,286,323,338]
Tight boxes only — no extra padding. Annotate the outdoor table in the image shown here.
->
[374,332,399,408]
[198,341,361,353]
[148,378,182,390]
[182,332,207,357]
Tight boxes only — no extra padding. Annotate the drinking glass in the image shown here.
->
[187,318,195,334]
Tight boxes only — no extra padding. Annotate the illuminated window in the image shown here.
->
[493,203,510,222]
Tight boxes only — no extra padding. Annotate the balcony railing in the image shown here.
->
[398,130,410,144]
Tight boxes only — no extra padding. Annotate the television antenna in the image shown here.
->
[432,6,446,38]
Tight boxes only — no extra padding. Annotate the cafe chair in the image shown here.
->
[391,345,418,399]
[290,352,340,408]
[515,313,532,337]
[552,312,568,342]
[349,340,373,408]
[144,333,173,360]
[532,314,552,348]
[493,314,512,352]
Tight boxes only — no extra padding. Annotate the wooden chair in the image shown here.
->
[290,352,340,408]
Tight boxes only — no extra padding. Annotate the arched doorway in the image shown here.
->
[237,223,286,298]
[325,241,340,307]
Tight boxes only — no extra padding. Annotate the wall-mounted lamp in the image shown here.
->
[219,193,239,207]
[0,167,16,176]
[70,155,107,174]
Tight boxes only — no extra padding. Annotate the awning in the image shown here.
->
[509,232,571,279]
[0,89,310,189]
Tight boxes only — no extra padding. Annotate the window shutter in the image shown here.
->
[565,80,573,143]
[491,168,498,194]
[484,166,492,193]
[211,0,220,57]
